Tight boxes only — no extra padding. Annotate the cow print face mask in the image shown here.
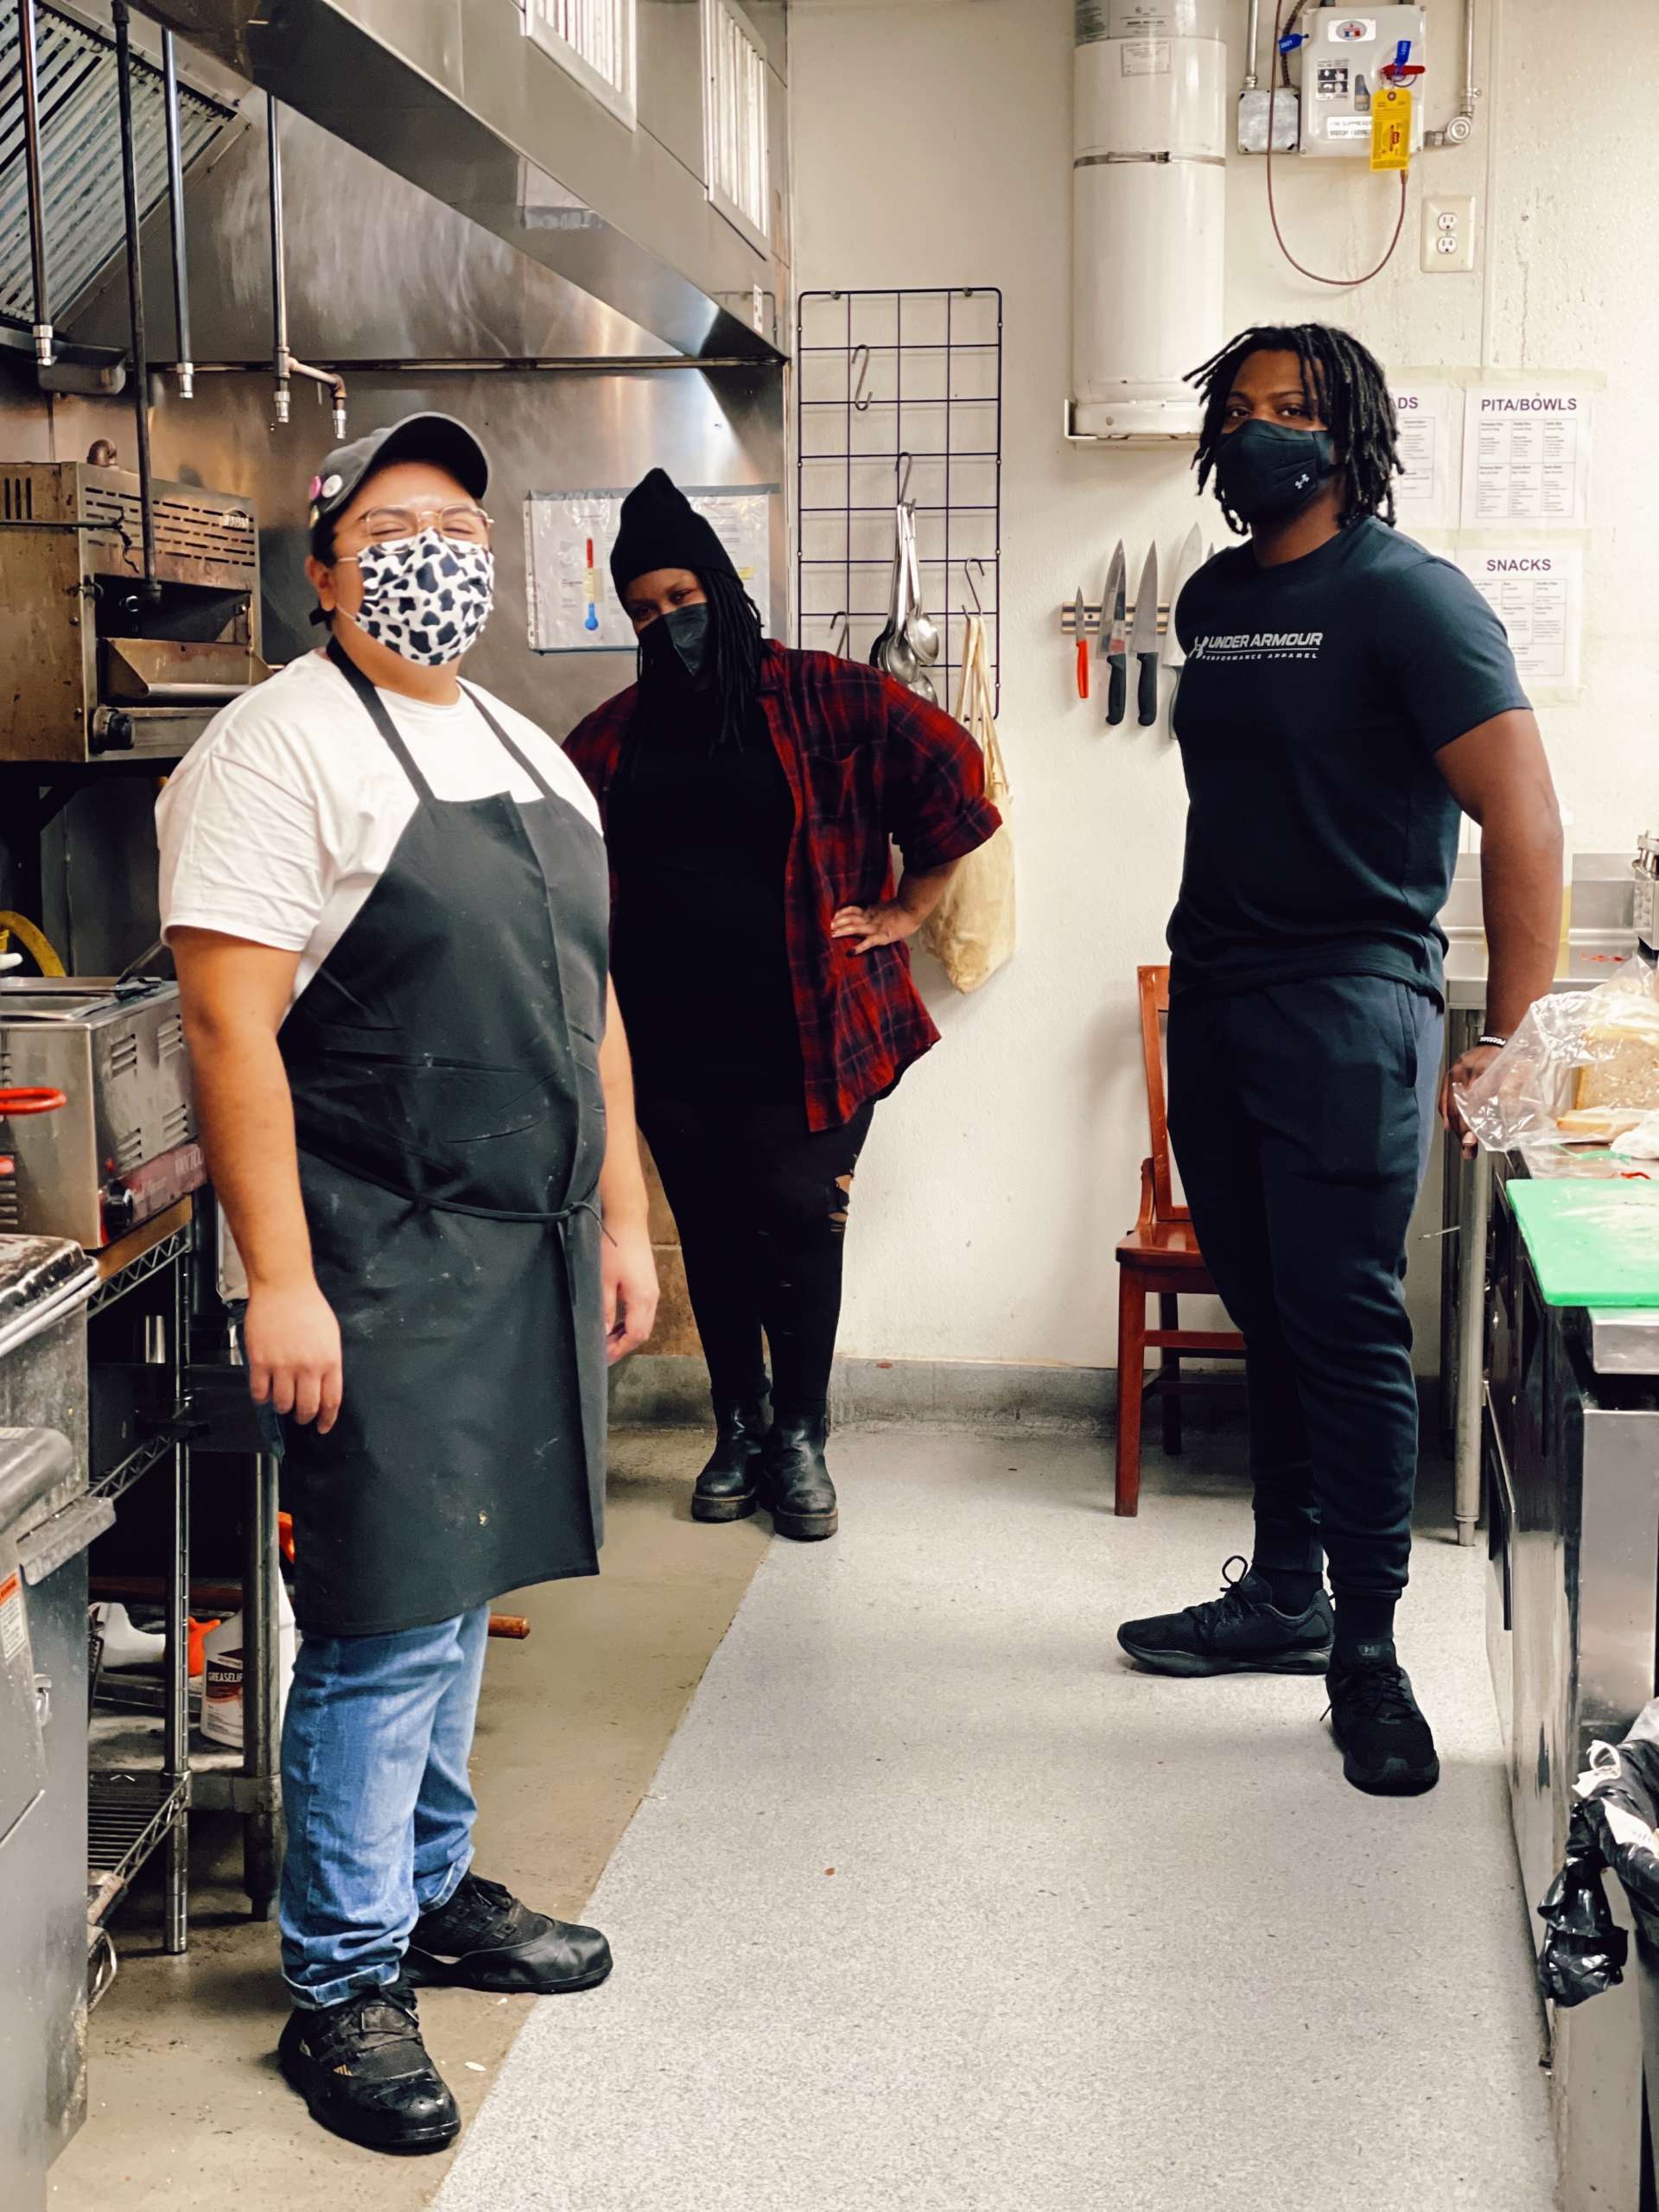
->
[346,529,495,666]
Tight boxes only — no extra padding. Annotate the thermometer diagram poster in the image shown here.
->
[1456,546,1583,689]
[1461,387,1592,528]
[525,487,775,653]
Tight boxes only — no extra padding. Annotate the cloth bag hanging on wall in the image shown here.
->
[919,614,1014,993]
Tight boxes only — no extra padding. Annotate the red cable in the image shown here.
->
[1265,0,1409,290]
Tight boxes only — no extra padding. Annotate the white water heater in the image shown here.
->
[1071,0,1226,441]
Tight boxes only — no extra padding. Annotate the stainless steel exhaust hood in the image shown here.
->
[131,0,788,362]
[0,2,233,340]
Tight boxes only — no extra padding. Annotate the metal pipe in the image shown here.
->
[1427,0,1479,147]
[1243,0,1262,92]
[111,0,161,606]
[161,30,194,399]
[266,93,290,423]
[16,0,53,365]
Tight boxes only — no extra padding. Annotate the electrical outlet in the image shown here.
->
[1421,194,1478,274]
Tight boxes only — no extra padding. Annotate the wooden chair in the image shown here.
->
[1113,965,1246,1516]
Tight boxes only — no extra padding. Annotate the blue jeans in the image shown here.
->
[280,1605,491,2008]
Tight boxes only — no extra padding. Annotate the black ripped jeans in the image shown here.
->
[636,1093,876,1421]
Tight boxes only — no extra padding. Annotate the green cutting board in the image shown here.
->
[1510,1179,1659,1308]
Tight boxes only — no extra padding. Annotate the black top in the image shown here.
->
[607,689,804,1099]
[1167,517,1530,1000]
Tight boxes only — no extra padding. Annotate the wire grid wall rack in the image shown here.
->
[796,288,1002,715]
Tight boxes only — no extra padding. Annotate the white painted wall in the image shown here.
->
[789,0,1659,1370]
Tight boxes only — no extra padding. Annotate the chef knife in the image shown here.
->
[1130,543,1160,727]
[1100,541,1128,727]
[1160,524,1206,671]
[1072,588,1090,701]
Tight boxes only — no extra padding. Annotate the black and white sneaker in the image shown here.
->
[1326,1643,1440,1796]
[1117,1556,1334,1677]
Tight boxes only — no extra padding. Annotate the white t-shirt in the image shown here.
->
[156,650,601,1002]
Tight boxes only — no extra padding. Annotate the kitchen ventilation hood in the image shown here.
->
[0,2,233,341]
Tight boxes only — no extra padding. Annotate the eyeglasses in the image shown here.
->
[345,504,493,549]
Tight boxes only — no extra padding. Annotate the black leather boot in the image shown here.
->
[760,1413,838,1541]
[692,1395,769,1523]
[277,1976,460,2154]
[404,1872,613,1994]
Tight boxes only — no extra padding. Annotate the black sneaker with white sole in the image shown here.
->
[1117,1556,1334,1677]
[1326,1643,1440,1796]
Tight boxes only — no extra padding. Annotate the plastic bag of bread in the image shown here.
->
[1457,966,1659,1156]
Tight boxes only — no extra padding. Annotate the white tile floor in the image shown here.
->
[437,1427,1560,2212]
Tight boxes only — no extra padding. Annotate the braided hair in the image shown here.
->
[1187,323,1402,536]
[636,566,766,751]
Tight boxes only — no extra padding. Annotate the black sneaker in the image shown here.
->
[405,1871,613,1995]
[1117,1556,1334,1677]
[1326,1643,1440,1796]
[277,1976,459,2155]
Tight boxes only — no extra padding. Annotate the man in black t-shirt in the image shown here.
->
[1117,325,1562,1797]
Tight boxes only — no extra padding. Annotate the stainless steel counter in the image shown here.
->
[1438,849,1643,1546]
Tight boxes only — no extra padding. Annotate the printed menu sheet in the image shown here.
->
[525,486,774,653]
[1390,382,1459,533]
[1461,387,1592,529]
[1457,545,1582,689]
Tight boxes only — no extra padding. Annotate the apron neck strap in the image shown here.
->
[459,682,563,805]
[324,637,564,810]
[326,636,437,802]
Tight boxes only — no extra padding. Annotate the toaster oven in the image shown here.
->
[0,979,203,1247]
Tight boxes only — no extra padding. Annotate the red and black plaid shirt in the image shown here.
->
[565,645,1001,1130]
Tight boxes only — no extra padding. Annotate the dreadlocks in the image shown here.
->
[633,568,766,753]
[1187,323,1402,537]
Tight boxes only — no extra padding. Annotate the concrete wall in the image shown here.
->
[789,0,1659,1376]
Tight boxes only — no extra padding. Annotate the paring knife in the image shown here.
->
[1100,541,1128,727]
[1161,524,1206,671]
[1072,588,1090,701]
[1130,543,1160,727]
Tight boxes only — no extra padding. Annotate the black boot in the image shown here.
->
[760,1413,838,1542]
[405,1871,613,1994]
[691,1395,770,1523]
[278,1976,460,2154]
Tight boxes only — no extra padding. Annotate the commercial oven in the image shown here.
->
[0,460,267,763]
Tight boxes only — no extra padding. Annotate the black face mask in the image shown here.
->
[1212,420,1338,527]
[638,602,712,686]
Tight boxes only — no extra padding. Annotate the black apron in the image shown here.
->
[276,640,610,1637]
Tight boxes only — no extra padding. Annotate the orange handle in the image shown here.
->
[0,1088,67,1116]
[1076,638,1090,701]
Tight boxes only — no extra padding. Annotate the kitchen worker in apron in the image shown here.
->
[1116,326,1561,1796]
[565,470,1000,1541]
[156,413,658,2155]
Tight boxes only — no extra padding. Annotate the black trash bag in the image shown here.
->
[1578,1728,1659,1944]
[1538,1802,1628,2007]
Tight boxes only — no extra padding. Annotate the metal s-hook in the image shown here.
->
[963,558,986,615]
[850,343,872,412]
[895,451,913,503]
[829,611,851,658]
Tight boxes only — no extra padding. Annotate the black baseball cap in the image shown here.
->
[307,412,489,531]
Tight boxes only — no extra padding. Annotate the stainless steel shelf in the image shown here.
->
[89,1227,193,1317]
[86,1769,190,1928]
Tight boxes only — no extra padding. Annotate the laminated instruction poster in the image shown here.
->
[525,486,775,653]
[1461,386,1592,528]
[1456,545,1583,690]
[1390,382,1460,534]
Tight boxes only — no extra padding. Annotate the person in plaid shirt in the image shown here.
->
[565,470,999,1542]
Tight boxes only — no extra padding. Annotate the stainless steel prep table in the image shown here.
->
[1484,1160,1659,2212]
[1440,853,1639,1547]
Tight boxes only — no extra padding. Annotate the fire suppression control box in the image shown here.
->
[1298,6,1427,158]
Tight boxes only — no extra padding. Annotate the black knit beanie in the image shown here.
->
[609,468,738,599]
